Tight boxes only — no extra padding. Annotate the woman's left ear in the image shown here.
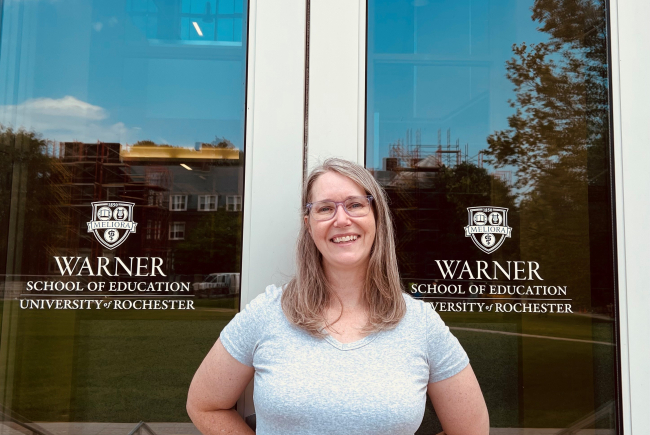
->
[304,215,311,236]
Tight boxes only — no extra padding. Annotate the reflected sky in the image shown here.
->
[0,0,247,149]
[367,0,548,172]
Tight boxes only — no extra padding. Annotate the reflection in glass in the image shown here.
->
[367,0,617,433]
[0,0,247,432]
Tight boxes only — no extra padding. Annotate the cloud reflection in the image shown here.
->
[0,96,139,144]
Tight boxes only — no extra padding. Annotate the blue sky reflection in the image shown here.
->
[367,0,548,172]
[0,0,247,149]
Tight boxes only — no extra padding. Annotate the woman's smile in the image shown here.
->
[331,234,360,244]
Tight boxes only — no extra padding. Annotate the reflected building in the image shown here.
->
[43,141,243,280]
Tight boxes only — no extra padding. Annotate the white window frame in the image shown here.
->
[235,0,306,419]
[168,222,185,240]
[169,194,188,211]
[149,191,163,206]
[610,0,650,432]
[226,195,242,212]
[198,195,218,211]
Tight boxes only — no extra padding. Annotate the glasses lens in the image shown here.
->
[312,201,336,220]
[345,196,371,217]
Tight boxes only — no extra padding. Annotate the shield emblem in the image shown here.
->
[464,207,512,254]
[87,201,138,250]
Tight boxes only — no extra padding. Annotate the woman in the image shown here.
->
[187,158,489,435]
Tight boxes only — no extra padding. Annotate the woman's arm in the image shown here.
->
[187,338,256,435]
[427,364,489,435]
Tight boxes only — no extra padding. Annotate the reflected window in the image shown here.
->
[0,0,248,430]
[227,195,242,211]
[169,222,186,240]
[199,195,218,211]
[170,194,189,211]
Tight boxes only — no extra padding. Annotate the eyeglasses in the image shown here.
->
[306,195,374,221]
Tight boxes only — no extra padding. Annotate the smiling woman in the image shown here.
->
[286,159,397,338]
[187,158,489,435]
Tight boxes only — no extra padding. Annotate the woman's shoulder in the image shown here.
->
[220,284,285,366]
[221,284,285,337]
[243,283,284,314]
[401,292,430,312]
[399,292,443,324]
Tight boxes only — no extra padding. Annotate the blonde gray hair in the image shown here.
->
[281,158,406,337]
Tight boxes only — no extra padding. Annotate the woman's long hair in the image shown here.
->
[281,158,406,337]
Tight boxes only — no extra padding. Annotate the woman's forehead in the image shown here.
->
[310,171,366,201]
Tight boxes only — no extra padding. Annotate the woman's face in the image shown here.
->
[305,171,376,274]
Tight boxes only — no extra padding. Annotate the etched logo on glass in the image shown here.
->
[87,202,137,250]
[464,207,512,254]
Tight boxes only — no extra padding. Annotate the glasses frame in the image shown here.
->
[305,195,374,221]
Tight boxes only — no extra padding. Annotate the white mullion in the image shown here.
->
[611,0,650,432]
[307,0,364,168]
[238,0,307,419]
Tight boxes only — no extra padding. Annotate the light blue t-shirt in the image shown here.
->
[220,285,469,435]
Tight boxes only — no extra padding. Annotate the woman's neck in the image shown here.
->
[324,264,368,312]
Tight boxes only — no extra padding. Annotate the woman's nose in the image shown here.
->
[333,204,351,226]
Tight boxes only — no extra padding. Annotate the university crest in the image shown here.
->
[464,207,512,254]
[87,201,137,250]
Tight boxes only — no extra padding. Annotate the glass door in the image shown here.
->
[0,0,306,432]
[307,0,621,433]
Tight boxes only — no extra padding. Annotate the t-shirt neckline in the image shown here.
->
[322,331,380,351]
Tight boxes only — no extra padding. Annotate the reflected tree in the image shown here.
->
[486,0,610,308]
[173,211,242,275]
[204,136,236,149]
[0,126,67,277]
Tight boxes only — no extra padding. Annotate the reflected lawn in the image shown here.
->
[2,301,616,428]
[5,299,237,423]
[441,310,615,343]
[442,312,616,428]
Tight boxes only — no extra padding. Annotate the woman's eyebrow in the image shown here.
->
[313,196,363,202]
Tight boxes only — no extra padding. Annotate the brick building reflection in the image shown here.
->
[48,141,243,280]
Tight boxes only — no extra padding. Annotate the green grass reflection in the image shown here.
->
[7,298,237,423]
[441,311,616,428]
[5,301,615,429]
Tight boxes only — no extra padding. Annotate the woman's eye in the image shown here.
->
[317,206,333,213]
[348,202,363,209]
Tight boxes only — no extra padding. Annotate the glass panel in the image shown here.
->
[0,0,248,432]
[367,0,617,433]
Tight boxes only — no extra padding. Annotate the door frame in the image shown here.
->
[238,0,308,417]
[609,0,650,432]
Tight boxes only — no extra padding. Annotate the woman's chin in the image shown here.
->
[324,255,369,272]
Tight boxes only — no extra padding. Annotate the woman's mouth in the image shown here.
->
[331,235,359,244]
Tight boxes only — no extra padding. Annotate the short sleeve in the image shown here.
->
[219,286,272,367]
[425,304,470,383]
